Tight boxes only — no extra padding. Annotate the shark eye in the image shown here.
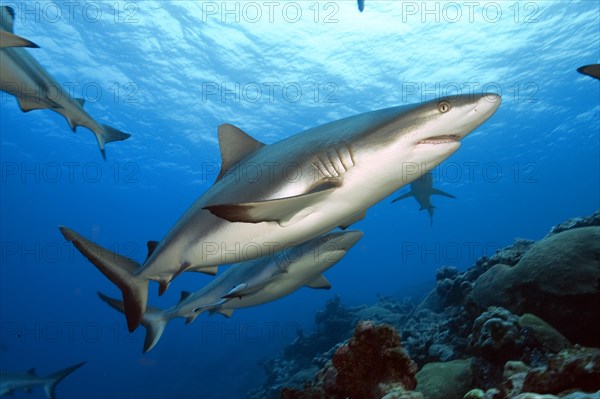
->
[438,102,451,113]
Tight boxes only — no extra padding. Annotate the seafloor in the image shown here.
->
[248,211,600,399]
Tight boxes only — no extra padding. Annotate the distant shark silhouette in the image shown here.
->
[0,362,85,399]
[0,6,130,159]
[577,64,600,80]
[392,172,455,225]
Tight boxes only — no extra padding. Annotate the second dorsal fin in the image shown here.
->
[178,290,191,305]
[216,124,265,182]
[146,241,159,260]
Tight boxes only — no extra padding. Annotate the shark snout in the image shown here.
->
[322,230,364,251]
[474,93,502,119]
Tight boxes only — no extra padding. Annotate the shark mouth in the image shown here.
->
[418,135,461,145]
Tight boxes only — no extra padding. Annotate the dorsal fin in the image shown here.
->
[178,290,191,305]
[146,241,159,260]
[75,98,85,107]
[27,368,36,376]
[2,6,16,33]
[216,124,265,182]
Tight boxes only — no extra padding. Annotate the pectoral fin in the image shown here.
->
[204,181,339,226]
[391,191,414,203]
[216,308,234,318]
[188,265,218,276]
[339,210,366,230]
[17,97,55,112]
[305,274,331,289]
[222,273,285,299]
[0,30,38,48]
[431,188,456,199]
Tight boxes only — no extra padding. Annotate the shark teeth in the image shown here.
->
[418,135,461,144]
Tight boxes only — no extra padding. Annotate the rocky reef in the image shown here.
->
[248,210,600,399]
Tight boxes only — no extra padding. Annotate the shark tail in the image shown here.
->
[94,124,131,160]
[59,226,148,332]
[43,361,86,399]
[97,292,168,353]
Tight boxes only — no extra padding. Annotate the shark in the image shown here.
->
[0,362,86,399]
[357,0,365,12]
[97,230,362,353]
[0,6,130,159]
[60,92,501,332]
[392,172,455,225]
[577,64,600,80]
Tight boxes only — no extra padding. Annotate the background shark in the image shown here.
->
[97,230,362,353]
[0,6,130,159]
[577,64,600,80]
[0,362,86,399]
[392,172,456,225]
[61,93,500,332]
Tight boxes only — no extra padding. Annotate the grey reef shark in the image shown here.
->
[0,6,130,159]
[357,0,365,12]
[577,64,600,80]
[60,93,501,332]
[0,362,86,399]
[97,230,363,353]
[392,172,456,225]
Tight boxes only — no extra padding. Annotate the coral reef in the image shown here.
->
[545,209,600,237]
[470,227,600,347]
[521,346,600,394]
[415,359,472,399]
[246,210,600,399]
[281,321,418,399]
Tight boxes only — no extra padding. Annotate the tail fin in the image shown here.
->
[95,124,131,160]
[43,361,86,399]
[59,226,148,332]
[98,292,168,353]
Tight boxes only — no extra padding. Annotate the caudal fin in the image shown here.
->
[43,361,86,399]
[95,124,131,160]
[98,292,168,353]
[59,226,148,332]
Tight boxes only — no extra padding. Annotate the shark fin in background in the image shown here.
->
[95,125,131,161]
[305,274,332,290]
[216,308,234,318]
[431,188,456,198]
[178,291,192,305]
[43,361,86,399]
[577,64,600,80]
[216,123,265,181]
[391,191,414,203]
[146,241,159,260]
[204,181,339,226]
[97,292,167,353]
[357,0,365,12]
[0,30,39,48]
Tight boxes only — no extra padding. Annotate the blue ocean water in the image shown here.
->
[0,1,598,398]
